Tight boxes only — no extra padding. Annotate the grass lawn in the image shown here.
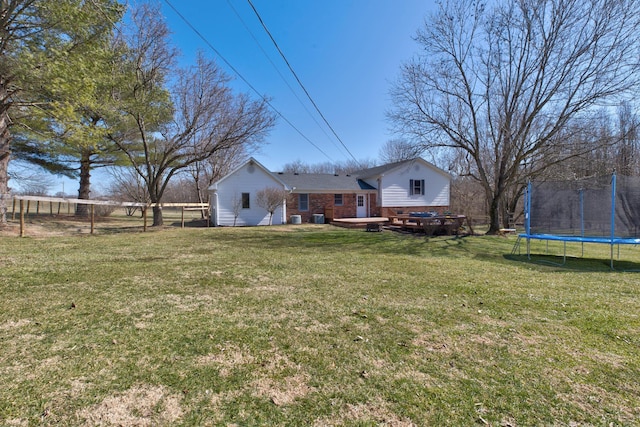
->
[1,220,639,426]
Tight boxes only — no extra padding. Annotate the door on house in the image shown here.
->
[356,194,367,218]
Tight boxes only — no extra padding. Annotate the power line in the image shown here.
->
[224,0,340,152]
[162,0,334,163]
[246,0,358,163]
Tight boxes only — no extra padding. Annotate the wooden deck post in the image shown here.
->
[90,204,95,234]
[20,199,25,237]
[143,207,148,232]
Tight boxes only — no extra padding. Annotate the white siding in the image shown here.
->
[212,163,286,226]
[380,161,450,207]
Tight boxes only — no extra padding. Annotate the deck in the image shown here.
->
[331,217,389,229]
[331,215,466,236]
[387,214,466,235]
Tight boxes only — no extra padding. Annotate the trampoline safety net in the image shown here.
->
[528,174,640,239]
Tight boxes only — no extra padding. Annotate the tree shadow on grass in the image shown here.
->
[167,219,209,228]
[504,253,640,272]
[204,226,488,259]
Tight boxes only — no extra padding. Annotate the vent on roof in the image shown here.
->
[278,172,283,174]
[294,172,299,175]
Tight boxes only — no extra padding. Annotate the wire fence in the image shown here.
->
[9,195,209,237]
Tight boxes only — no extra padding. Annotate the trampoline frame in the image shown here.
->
[517,174,640,270]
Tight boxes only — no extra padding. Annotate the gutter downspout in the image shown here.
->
[282,196,287,225]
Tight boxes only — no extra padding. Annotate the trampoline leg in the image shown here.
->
[610,244,614,270]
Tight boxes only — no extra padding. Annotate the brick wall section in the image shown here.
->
[369,194,380,217]
[285,193,314,223]
[286,194,447,223]
[287,193,360,223]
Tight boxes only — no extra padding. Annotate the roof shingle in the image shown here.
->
[275,173,375,192]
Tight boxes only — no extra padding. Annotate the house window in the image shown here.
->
[357,195,365,207]
[410,179,425,196]
[334,194,343,206]
[299,193,309,211]
[242,192,250,209]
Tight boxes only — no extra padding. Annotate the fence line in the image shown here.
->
[10,195,209,237]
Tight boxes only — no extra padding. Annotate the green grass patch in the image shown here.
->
[1,224,639,425]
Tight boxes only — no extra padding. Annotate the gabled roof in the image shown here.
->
[354,157,451,180]
[208,157,289,191]
[209,157,450,194]
[275,173,376,193]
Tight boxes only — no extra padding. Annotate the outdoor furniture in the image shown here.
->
[366,223,382,232]
[387,214,466,236]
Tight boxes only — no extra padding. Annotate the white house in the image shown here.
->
[209,157,451,226]
[354,158,451,217]
[208,158,289,226]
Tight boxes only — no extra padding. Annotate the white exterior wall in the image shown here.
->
[378,162,450,208]
[211,162,286,226]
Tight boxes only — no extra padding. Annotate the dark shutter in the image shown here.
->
[421,179,425,195]
[409,179,414,195]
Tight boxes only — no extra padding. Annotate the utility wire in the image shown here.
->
[162,0,334,163]
[224,0,341,154]
[247,0,358,162]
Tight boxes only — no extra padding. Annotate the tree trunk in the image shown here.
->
[152,204,163,226]
[0,80,11,224]
[0,126,9,225]
[192,163,207,219]
[75,151,92,217]
[486,195,501,235]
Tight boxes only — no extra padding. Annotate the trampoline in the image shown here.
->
[515,174,640,269]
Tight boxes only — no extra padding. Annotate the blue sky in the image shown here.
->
[160,0,436,171]
[20,0,436,195]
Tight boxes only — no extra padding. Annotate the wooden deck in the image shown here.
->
[386,214,466,235]
[331,215,466,236]
[331,217,389,229]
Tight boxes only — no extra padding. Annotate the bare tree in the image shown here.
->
[615,102,640,176]
[378,139,424,163]
[111,4,275,226]
[107,166,149,216]
[389,0,640,233]
[8,162,53,196]
[280,158,377,174]
[231,192,242,226]
[256,187,288,225]
[188,144,251,217]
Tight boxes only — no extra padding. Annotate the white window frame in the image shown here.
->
[409,179,425,196]
[299,193,309,211]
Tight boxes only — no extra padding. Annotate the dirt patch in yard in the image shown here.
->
[312,397,417,427]
[77,384,183,426]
